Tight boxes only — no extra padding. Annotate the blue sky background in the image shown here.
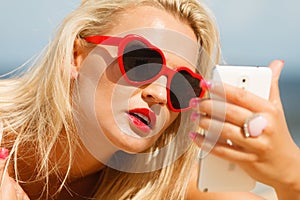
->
[0,0,80,73]
[205,0,300,78]
[0,0,299,77]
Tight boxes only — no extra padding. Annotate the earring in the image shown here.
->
[71,66,79,80]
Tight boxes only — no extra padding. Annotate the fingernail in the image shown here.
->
[188,132,198,140]
[189,98,200,109]
[190,112,200,122]
[248,115,268,137]
[205,81,213,90]
[200,80,211,91]
[0,148,9,160]
[280,60,285,64]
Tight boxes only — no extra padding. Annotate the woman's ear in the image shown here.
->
[72,38,85,80]
[73,38,83,68]
[72,38,94,80]
[73,38,92,68]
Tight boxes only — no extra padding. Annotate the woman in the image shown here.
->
[0,0,299,199]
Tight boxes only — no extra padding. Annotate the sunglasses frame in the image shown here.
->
[84,34,207,112]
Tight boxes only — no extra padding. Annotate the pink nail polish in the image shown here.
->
[205,81,213,89]
[189,98,200,109]
[190,112,200,122]
[248,116,268,137]
[188,132,198,140]
[0,148,9,160]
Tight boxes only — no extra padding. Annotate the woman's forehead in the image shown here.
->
[101,6,200,66]
[113,28,201,67]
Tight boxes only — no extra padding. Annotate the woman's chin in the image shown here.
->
[110,131,160,154]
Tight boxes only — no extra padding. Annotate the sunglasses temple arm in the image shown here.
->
[84,36,122,46]
[200,80,210,97]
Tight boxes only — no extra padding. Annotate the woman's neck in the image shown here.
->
[16,132,110,199]
[57,170,103,200]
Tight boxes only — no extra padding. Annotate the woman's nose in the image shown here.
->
[141,76,168,107]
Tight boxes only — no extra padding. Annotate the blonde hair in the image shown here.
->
[0,0,220,199]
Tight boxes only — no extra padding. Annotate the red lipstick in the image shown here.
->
[127,108,156,133]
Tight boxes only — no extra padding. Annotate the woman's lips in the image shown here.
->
[127,108,156,134]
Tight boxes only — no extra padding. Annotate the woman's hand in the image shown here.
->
[190,60,300,199]
[0,149,30,200]
[0,121,29,200]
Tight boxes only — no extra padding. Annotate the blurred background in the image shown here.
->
[1,0,299,199]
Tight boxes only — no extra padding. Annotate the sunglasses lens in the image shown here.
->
[170,70,202,110]
[122,40,163,82]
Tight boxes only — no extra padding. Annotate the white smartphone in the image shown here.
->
[197,65,272,192]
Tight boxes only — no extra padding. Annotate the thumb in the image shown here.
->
[268,60,284,106]
[0,122,9,184]
[0,147,9,182]
[0,149,20,200]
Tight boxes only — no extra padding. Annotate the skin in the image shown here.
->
[2,5,299,200]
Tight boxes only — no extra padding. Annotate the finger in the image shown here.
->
[190,132,258,163]
[1,177,18,200]
[209,81,274,113]
[11,178,30,200]
[0,155,18,200]
[268,60,284,107]
[0,157,6,186]
[1,178,20,200]
[0,148,9,181]
[197,115,243,146]
[208,142,258,163]
[198,99,252,126]
[198,115,269,153]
